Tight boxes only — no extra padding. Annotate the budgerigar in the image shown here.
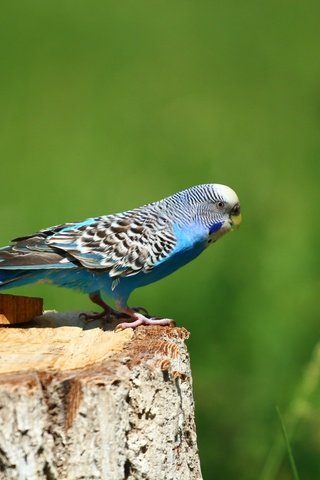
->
[0,184,241,329]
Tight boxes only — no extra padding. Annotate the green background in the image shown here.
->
[1,2,319,478]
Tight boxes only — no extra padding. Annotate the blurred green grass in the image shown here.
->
[0,1,320,478]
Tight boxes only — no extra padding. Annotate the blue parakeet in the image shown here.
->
[0,184,241,328]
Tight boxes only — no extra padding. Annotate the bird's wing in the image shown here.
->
[47,209,177,277]
[0,221,83,269]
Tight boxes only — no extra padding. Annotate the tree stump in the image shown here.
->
[0,310,203,480]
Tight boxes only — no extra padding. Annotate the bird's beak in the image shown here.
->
[230,203,242,229]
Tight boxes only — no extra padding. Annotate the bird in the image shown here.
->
[0,184,241,329]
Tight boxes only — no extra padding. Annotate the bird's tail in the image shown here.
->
[0,269,39,290]
[0,243,78,292]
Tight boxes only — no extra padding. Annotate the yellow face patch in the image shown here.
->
[231,212,242,228]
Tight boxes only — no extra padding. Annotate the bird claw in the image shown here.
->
[130,306,150,316]
[79,308,126,323]
[81,292,128,324]
[79,310,112,322]
[115,313,175,331]
[82,293,174,331]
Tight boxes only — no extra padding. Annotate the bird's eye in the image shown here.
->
[217,201,225,209]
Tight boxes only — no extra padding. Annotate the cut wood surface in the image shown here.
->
[0,311,133,373]
[0,310,203,480]
[0,293,43,325]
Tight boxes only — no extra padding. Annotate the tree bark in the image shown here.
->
[0,310,203,480]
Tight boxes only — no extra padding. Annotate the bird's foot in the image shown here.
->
[130,306,150,316]
[80,305,129,322]
[116,311,175,330]
[79,309,114,322]
[79,291,129,324]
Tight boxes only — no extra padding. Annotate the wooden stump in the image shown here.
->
[0,310,203,480]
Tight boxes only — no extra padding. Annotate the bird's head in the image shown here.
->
[184,184,242,245]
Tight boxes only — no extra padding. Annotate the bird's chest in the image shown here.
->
[127,226,208,288]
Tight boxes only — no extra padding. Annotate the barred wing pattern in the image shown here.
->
[47,208,177,278]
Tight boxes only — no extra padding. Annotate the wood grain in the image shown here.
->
[0,316,133,374]
[0,293,43,325]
